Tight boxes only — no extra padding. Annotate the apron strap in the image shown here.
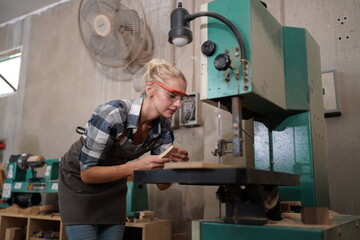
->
[76,126,86,135]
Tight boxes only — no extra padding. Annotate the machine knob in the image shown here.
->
[201,40,216,56]
[214,53,231,71]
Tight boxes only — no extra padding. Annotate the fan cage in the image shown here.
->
[79,0,147,68]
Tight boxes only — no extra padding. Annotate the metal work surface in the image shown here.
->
[134,168,299,186]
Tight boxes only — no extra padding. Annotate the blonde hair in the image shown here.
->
[142,59,187,94]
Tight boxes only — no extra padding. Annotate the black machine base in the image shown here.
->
[134,167,299,225]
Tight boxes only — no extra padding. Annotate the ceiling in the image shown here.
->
[0,0,64,25]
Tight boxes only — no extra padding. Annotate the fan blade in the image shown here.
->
[96,34,130,67]
[112,31,130,60]
[89,33,107,56]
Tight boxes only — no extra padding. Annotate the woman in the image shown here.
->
[58,59,190,240]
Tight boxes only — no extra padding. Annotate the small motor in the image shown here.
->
[9,154,45,170]
[10,193,42,208]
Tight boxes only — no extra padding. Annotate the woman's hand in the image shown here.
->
[155,148,189,191]
[169,148,189,163]
[133,155,171,170]
[132,155,173,191]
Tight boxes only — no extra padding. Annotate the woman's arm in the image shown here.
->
[80,155,171,184]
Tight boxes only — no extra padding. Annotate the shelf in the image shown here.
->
[0,213,171,240]
[0,213,66,240]
[125,219,171,240]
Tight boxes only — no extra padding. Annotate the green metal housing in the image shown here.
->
[254,27,329,207]
[199,216,360,240]
[202,0,287,115]
[126,182,149,217]
[201,0,329,207]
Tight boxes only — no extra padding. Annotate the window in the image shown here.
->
[0,50,22,97]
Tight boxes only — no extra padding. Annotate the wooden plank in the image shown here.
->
[142,219,171,240]
[0,213,61,221]
[159,145,181,158]
[164,162,235,169]
[5,227,22,240]
[301,207,332,225]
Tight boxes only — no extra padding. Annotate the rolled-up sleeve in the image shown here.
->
[79,102,126,171]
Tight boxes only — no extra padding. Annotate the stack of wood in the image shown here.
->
[133,210,157,223]
[31,230,59,239]
[0,204,57,215]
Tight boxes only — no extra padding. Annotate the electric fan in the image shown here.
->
[78,0,153,68]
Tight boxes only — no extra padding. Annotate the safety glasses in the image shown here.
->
[151,81,188,103]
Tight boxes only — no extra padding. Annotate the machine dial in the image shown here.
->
[214,53,231,71]
[201,40,216,56]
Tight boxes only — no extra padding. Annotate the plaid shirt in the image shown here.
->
[79,97,174,171]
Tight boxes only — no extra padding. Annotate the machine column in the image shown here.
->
[231,96,243,157]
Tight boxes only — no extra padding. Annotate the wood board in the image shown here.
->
[159,145,181,158]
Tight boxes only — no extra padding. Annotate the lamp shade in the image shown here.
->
[168,3,193,46]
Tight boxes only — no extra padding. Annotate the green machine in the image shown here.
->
[195,0,329,209]
[132,0,360,239]
[0,153,148,217]
[0,154,59,208]
[126,181,148,217]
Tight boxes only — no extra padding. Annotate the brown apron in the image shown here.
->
[58,135,160,225]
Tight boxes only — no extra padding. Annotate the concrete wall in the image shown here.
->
[0,0,360,236]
